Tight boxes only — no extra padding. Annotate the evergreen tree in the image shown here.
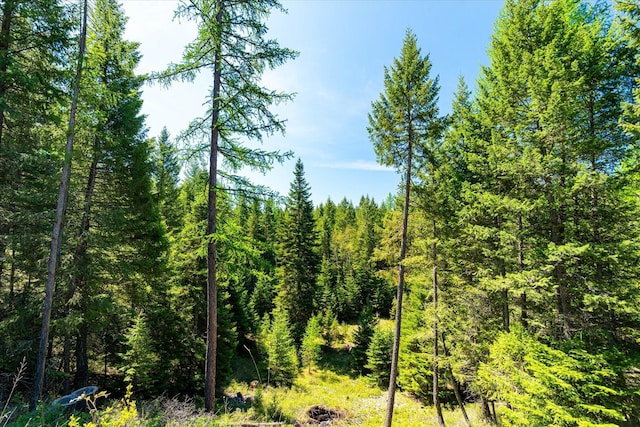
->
[365,325,393,389]
[276,159,319,342]
[154,127,182,232]
[30,0,87,409]
[265,309,298,387]
[0,0,71,300]
[155,0,296,410]
[301,315,322,373]
[121,312,159,396]
[351,307,376,374]
[367,28,444,427]
[618,0,640,135]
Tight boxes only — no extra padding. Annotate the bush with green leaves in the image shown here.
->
[301,315,323,373]
[351,308,376,374]
[262,309,298,387]
[365,326,393,388]
[475,327,628,427]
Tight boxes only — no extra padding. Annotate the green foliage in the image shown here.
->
[263,309,298,387]
[276,159,319,342]
[318,307,341,346]
[120,313,159,395]
[475,327,627,427]
[351,308,376,375]
[365,325,394,389]
[301,316,323,373]
[367,28,445,174]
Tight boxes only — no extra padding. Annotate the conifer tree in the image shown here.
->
[367,28,444,427]
[276,159,319,342]
[618,0,640,135]
[155,0,296,410]
[365,325,393,389]
[301,315,322,373]
[265,308,298,387]
[30,0,87,409]
[351,307,376,374]
[0,0,71,381]
[154,127,182,232]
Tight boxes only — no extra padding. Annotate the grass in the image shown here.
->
[217,368,491,427]
[2,326,492,426]
[216,334,491,427]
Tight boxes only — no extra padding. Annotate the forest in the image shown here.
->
[1,0,640,426]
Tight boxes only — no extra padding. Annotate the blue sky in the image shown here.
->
[122,0,505,205]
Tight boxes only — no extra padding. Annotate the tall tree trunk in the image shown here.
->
[432,220,445,427]
[0,0,14,290]
[29,0,88,411]
[71,136,100,389]
[383,138,412,427]
[63,334,71,395]
[204,0,223,413]
[441,332,471,427]
[74,322,89,388]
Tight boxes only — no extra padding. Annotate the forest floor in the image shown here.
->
[213,368,491,427]
[206,339,491,427]
[2,331,490,426]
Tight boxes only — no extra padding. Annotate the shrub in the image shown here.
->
[365,326,393,388]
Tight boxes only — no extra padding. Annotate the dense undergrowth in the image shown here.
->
[2,372,488,427]
[1,338,486,427]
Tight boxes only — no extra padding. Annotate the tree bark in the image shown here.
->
[0,0,14,291]
[63,334,71,395]
[74,322,89,389]
[29,0,88,411]
[71,136,100,389]
[441,332,470,427]
[204,0,223,413]
[383,138,412,427]
[432,220,445,427]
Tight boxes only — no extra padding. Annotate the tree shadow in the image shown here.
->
[317,345,357,378]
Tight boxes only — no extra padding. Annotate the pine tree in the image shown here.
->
[0,0,71,296]
[301,315,323,373]
[351,307,376,374]
[367,28,444,427]
[30,0,87,409]
[154,0,296,410]
[154,127,182,232]
[618,0,640,135]
[265,308,298,387]
[276,159,319,342]
[365,325,393,389]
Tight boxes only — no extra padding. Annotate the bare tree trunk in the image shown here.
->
[383,139,413,427]
[74,322,89,388]
[63,334,71,395]
[71,136,100,389]
[0,0,14,292]
[432,220,445,427]
[204,0,223,413]
[480,397,495,425]
[29,0,88,411]
[441,332,470,426]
